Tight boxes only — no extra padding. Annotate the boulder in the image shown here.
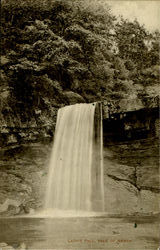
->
[0,243,8,247]
[0,199,21,213]
[0,242,14,250]
[0,242,26,250]
[17,243,26,250]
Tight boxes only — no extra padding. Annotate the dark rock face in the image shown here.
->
[103,107,159,214]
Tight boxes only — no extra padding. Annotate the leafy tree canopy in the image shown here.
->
[1,0,159,122]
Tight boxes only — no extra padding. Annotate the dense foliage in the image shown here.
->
[1,0,159,123]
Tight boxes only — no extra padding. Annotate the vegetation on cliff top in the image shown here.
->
[1,0,159,126]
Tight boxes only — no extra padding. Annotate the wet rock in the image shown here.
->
[0,243,8,247]
[0,242,26,250]
[0,243,14,250]
[19,202,31,214]
[0,199,21,213]
[17,242,26,250]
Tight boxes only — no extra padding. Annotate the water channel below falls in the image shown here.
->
[0,216,159,249]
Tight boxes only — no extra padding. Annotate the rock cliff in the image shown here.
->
[0,0,159,216]
[0,106,159,216]
[103,107,159,214]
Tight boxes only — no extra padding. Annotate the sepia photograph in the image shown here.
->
[0,0,159,249]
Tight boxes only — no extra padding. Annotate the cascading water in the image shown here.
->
[45,102,104,213]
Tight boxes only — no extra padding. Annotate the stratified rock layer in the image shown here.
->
[0,107,159,216]
[103,107,159,214]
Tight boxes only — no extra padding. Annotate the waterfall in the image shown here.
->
[45,103,104,212]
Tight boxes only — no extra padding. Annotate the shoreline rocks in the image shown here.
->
[0,242,26,250]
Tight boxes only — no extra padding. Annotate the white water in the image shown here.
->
[45,103,104,213]
[100,103,105,211]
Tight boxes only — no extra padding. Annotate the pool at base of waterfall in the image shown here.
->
[0,215,159,249]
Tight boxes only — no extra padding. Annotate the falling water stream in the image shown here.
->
[1,103,159,249]
[45,102,104,214]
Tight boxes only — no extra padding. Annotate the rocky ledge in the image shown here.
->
[103,107,159,214]
[0,106,159,216]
